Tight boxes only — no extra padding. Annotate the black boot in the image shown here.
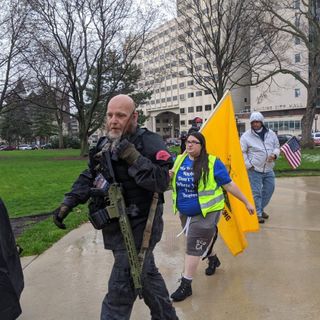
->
[205,254,221,276]
[170,277,192,302]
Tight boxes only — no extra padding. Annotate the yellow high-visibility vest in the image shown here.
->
[171,154,225,217]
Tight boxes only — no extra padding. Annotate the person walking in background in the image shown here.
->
[52,94,178,320]
[180,131,187,154]
[240,112,280,224]
[180,117,203,154]
[188,117,203,135]
[169,131,255,302]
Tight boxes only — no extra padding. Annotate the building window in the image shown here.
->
[167,97,172,102]
[295,53,301,63]
[188,120,193,125]
[188,106,194,113]
[295,88,301,97]
[196,91,203,96]
[156,119,160,123]
[294,36,300,45]
[204,89,211,95]
[196,105,202,112]
[205,104,212,111]
[161,98,165,103]
[173,96,178,101]
[180,108,185,114]
[180,120,185,125]
[180,94,185,100]
[187,80,194,85]
[294,0,300,9]
[156,128,160,132]
[179,82,185,88]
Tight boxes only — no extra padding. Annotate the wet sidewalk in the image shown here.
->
[18,177,320,320]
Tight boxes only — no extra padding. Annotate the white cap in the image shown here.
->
[250,112,264,123]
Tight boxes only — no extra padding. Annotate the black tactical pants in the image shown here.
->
[100,249,178,320]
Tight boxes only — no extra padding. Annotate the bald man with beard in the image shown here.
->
[53,95,178,319]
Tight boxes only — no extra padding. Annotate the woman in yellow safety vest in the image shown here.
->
[169,131,255,302]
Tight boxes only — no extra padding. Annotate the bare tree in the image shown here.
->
[23,0,156,155]
[256,0,320,147]
[175,0,281,104]
[0,0,30,113]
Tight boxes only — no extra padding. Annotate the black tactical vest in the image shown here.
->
[90,128,153,217]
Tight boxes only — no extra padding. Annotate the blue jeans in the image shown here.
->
[247,169,275,217]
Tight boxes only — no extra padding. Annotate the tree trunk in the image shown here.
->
[80,137,89,156]
[79,125,89,156]
[55,111,65,149]
[58,122,64,149]
[59,131,64,149]
[300,93,316,148]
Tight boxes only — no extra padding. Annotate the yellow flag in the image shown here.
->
[200,91,259,255]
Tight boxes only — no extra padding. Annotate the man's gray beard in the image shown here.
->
[106,133,121,152]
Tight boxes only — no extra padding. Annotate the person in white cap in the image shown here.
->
[240,112,280,223]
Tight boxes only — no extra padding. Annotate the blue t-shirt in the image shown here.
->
[176,156,231,216]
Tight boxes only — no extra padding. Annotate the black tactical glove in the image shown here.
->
[53,204,72,229]
[114,139,140,165]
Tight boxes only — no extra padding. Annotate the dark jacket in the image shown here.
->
[0,199,24,320]
[62,128,173,250]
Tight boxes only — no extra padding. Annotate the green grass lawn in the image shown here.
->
[0,147,319,256]
[0,149,88,256]
[0,149,87,216]
[275,148,320,175]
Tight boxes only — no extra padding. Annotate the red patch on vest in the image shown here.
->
[156,150,171,161]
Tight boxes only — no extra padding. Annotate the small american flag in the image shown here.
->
[280,136,301,169]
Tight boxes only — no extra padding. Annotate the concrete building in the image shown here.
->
[135,0,320,138]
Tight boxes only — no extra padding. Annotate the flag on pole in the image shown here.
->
[200,91,259,256]
[280,136,301,169]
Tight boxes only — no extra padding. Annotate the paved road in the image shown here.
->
[18,177,320,320]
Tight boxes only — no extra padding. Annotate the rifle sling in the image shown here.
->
[138,192,159,266]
